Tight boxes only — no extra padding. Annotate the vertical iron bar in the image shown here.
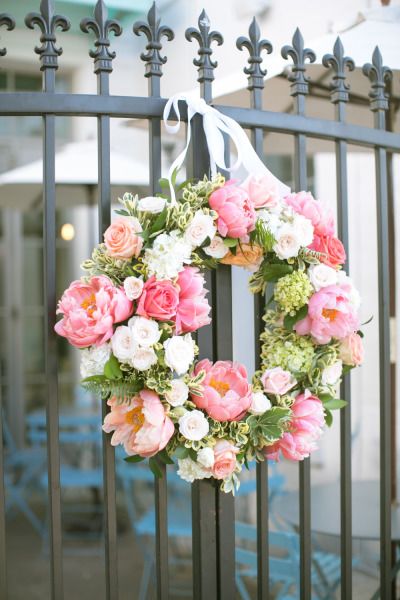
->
[0,371,7,598]
[97,70,119,600]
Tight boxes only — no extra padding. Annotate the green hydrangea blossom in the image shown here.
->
[274,270,313,315]
[260,327,315,374]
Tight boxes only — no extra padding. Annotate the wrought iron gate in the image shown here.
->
[0,1,399,599]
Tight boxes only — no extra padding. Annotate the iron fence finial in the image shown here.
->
[236,17,272,91]
[363,46,392,112]
[133,2,174,79]
[0,13,15,57]
[322,37,355,104]
[24,0,70,71]
[80,0,122,74]
[185,9,223,84]
[281,28,316,97]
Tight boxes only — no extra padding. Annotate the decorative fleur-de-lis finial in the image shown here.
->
[133,2,174,79]
[236,17,272,90]
[362,46,392,112]
[80,0,122,74]
[281,28,316,96]
[25,0,70,70]
[185,9,223,84]
[322,37,355,104]
[0,14,15,57]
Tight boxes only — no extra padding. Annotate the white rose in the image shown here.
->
[184,210,216,248]
[111,326,137,362]
[337,271,361,309]
[128,316,161,347]
[308,263,338,291]
[137,196,166,214]
[177,457,212,483]
[163,334,195,375]
[197,447,214,469]
[131,347,157,371]
[249,391,272,415]
[179,409,209,441]
[80,344,111,378]
[204,235,229,259]
[273,224,301,259]
[321,360,343,386]
[165,379,189,407]
[293,214,314,247]
[123,276,144,301]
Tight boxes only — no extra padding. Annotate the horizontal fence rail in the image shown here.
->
[0,1,398,599]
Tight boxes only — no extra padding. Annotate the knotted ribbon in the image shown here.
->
[163,93,291,205]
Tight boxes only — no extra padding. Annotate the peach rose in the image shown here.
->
[212,440,239,480]
[339,332,364,366]
[104,217,143,259]
[220,243,263,270]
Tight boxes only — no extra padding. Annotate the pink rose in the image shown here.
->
[295,284,359,345]
[208,181,256,239]
[175,267,211,334]
[285,191,335,237]
[191,359,252,421]
[212,440,239,479]
[261,367,297,395]
[55,275,133,348]
[104,217,143,259]
[102,389,174,458]
[240,174,279,209]
[339,332,364,366]
[136,276,179,321]
[264,389,324,461]
[309,234,346,269]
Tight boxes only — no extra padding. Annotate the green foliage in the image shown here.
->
[283,304,308,331]
[246,407,291,449]
[251,219,276,253]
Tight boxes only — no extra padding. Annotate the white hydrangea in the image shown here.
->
[164,334,195,375]
[128,316,161,347]
[203,235,229,259]
[197,447,214,469]
[137,196,166,213]
[184,210,216,248]
[111,326,137,363]
[308,263,338,291]
[321,360,343,386]
[177,457,212,483]
[165,379,189,407]
[80,344,111,378]
[179,410,209,441]
[130,347,157,371]
[143,230,192,279]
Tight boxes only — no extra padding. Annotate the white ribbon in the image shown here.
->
[163,93,291,205]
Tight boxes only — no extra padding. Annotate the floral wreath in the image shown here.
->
[55,96,364,493]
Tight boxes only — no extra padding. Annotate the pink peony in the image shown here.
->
[102,389,174,458]
[191,359,252,421]
[309,234,346,269]
[285,191,335,237]
[136,276,179,321]
[208,180,256,239]
[339,332,364,366]
[175,267,211,335]
[212,440,239,479]
[240,174,280,209]
[261,367,297,395]
[264,389,324,461]
[55,275,133,348]
[104,217,143,259]
[294,284,359,345]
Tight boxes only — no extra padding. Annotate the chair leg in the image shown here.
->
[235,573,252,600]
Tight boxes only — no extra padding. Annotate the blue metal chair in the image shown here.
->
[235,521,343,600]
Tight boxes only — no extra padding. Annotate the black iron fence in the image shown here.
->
[0,1,398,599]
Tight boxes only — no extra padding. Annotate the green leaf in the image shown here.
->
[263,263,293,282]
[283,304,308,331]
[104,355,123,380]
[157,449,174,465]
[124,455,146,463]
[159,177,170,189]
[342,364,353,375]
[324,409,333,427]
[81,374,107,384]
[323,399,347,410]
[188,448,197,461]
[173,446,189,459]
[319,393,335,403]
[149,457,163,478]
[115,209,129,216]
[223,237,239,248]
[149,206,168,235]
